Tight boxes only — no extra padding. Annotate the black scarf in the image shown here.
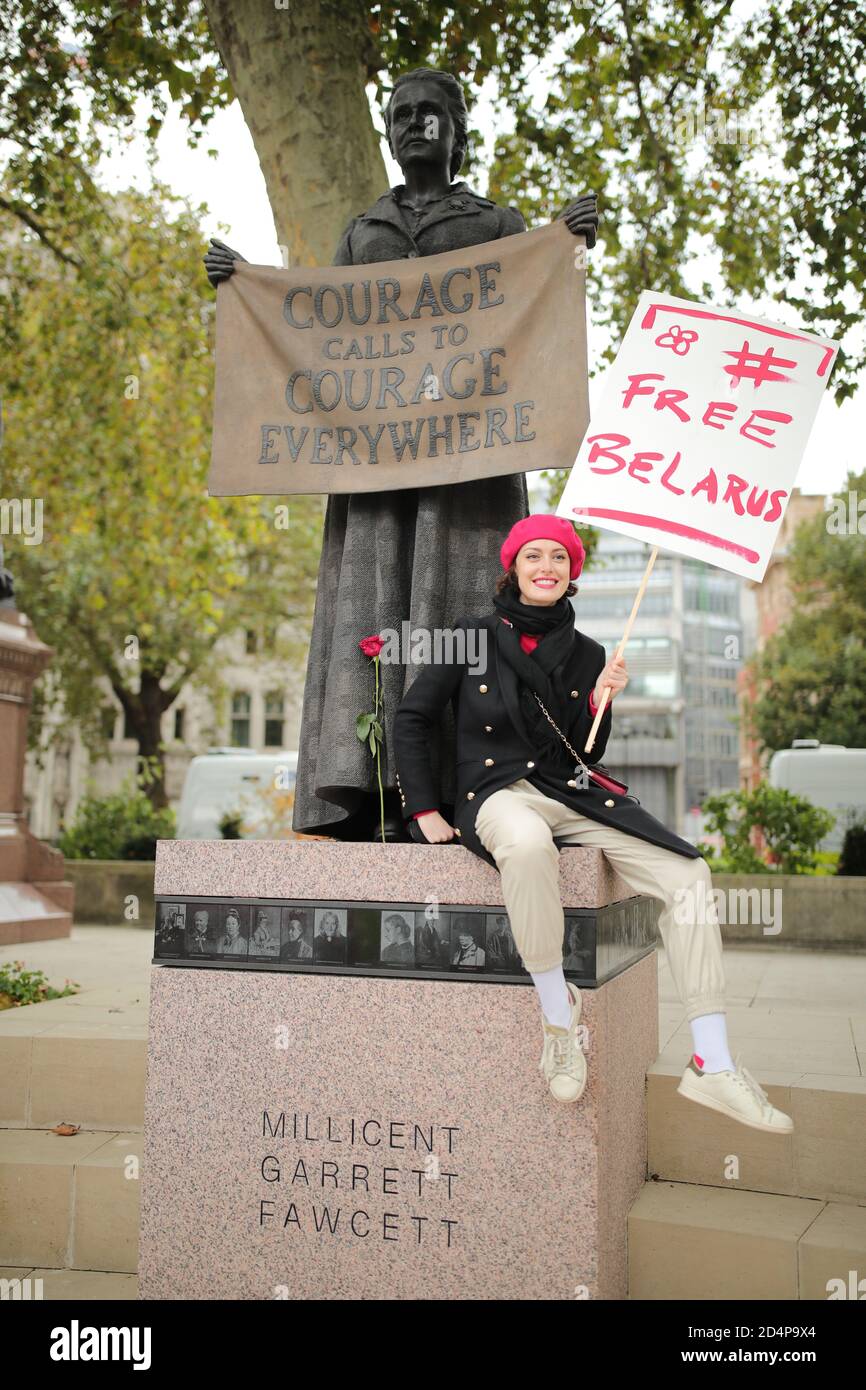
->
[491,584,577,770]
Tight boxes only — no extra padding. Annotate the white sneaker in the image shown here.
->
[539,981,586,1104]
[677,1051,794,1134]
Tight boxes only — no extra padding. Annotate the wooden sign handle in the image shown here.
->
[584,545,659,753]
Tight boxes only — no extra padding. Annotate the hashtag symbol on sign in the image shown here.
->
[722,340,797,388]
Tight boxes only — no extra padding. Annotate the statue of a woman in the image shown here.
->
[204,67,598,841]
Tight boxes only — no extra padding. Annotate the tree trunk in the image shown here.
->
[203,0,388,266]
[120,671,171,810]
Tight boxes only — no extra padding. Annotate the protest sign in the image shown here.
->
[556,290,838,748]
[208,221,588,496]
[557,290,838,583]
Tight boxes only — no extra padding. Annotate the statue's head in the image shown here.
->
[383,67,469,182]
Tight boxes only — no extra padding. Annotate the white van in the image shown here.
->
[176,749,300,840]
[768,741,866,851]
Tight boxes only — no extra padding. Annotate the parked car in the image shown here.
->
[769,740,866,851]
[176,749,299,840]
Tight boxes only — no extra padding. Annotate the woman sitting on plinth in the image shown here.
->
[393,513,793,1133]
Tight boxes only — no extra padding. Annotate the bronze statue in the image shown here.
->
[204,67,598,842]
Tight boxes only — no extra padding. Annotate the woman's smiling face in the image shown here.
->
[514,539,571,605]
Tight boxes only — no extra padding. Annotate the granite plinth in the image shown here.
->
[0,607,74,942]
[154,838,632,906]
[152,841,657,986]
[139,840,660,1300]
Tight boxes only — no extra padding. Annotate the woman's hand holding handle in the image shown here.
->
[593,654,629,706]
[415,811,455,844]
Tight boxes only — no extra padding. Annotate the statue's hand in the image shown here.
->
[203,237,248,288]
[559,192,599,249]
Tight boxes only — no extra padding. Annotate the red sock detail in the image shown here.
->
[693,1053,704,1068]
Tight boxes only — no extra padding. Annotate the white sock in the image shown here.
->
[530,965,572,1029]
[690,1013,735,1073]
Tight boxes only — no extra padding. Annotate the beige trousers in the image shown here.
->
[475,778,727,1022]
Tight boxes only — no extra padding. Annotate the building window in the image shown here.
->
[641,671,678,698]
[230,692,252,746]
[572,589,671,617]
[173,707,185,741]
[264,691,285,747]
[245,629,257,655]
[122,708,136,740]
[102,705,118,740]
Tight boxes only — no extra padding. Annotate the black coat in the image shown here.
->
[393,611,701,870]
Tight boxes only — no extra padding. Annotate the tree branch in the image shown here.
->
[0,194,83,268]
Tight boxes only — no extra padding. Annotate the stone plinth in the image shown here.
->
[0,606,73,944]
[139,840,660,1300]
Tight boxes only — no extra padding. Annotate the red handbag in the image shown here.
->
[530,692,629,795]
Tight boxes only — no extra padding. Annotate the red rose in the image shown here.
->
[359,634,384,658]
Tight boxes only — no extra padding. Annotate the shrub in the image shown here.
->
[218,810,244,839]
[837,820,866,876]
[58,774,176,860]
[698,782,835,874]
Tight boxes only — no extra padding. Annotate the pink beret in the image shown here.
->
[500,514,585,580]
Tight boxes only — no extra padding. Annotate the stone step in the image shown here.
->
[2,984,862,1296]
[3,1106,863,1297]
[627,1180,866,1300]
[0,1023,147,1131]
[0,1266,139,1299]
[0,1128,141,1273]
[0,879,72,945]
[647,1060,866,1204]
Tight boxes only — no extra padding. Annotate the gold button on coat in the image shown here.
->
[479,684,488,693]
[570,690,579,698]
[467,792,475,800]
[454,828,461,836]
[484,725,493,732]
[567,779,577,788]
[526,761,535,768]
[605,798,615,807]
[484,758,494,767]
